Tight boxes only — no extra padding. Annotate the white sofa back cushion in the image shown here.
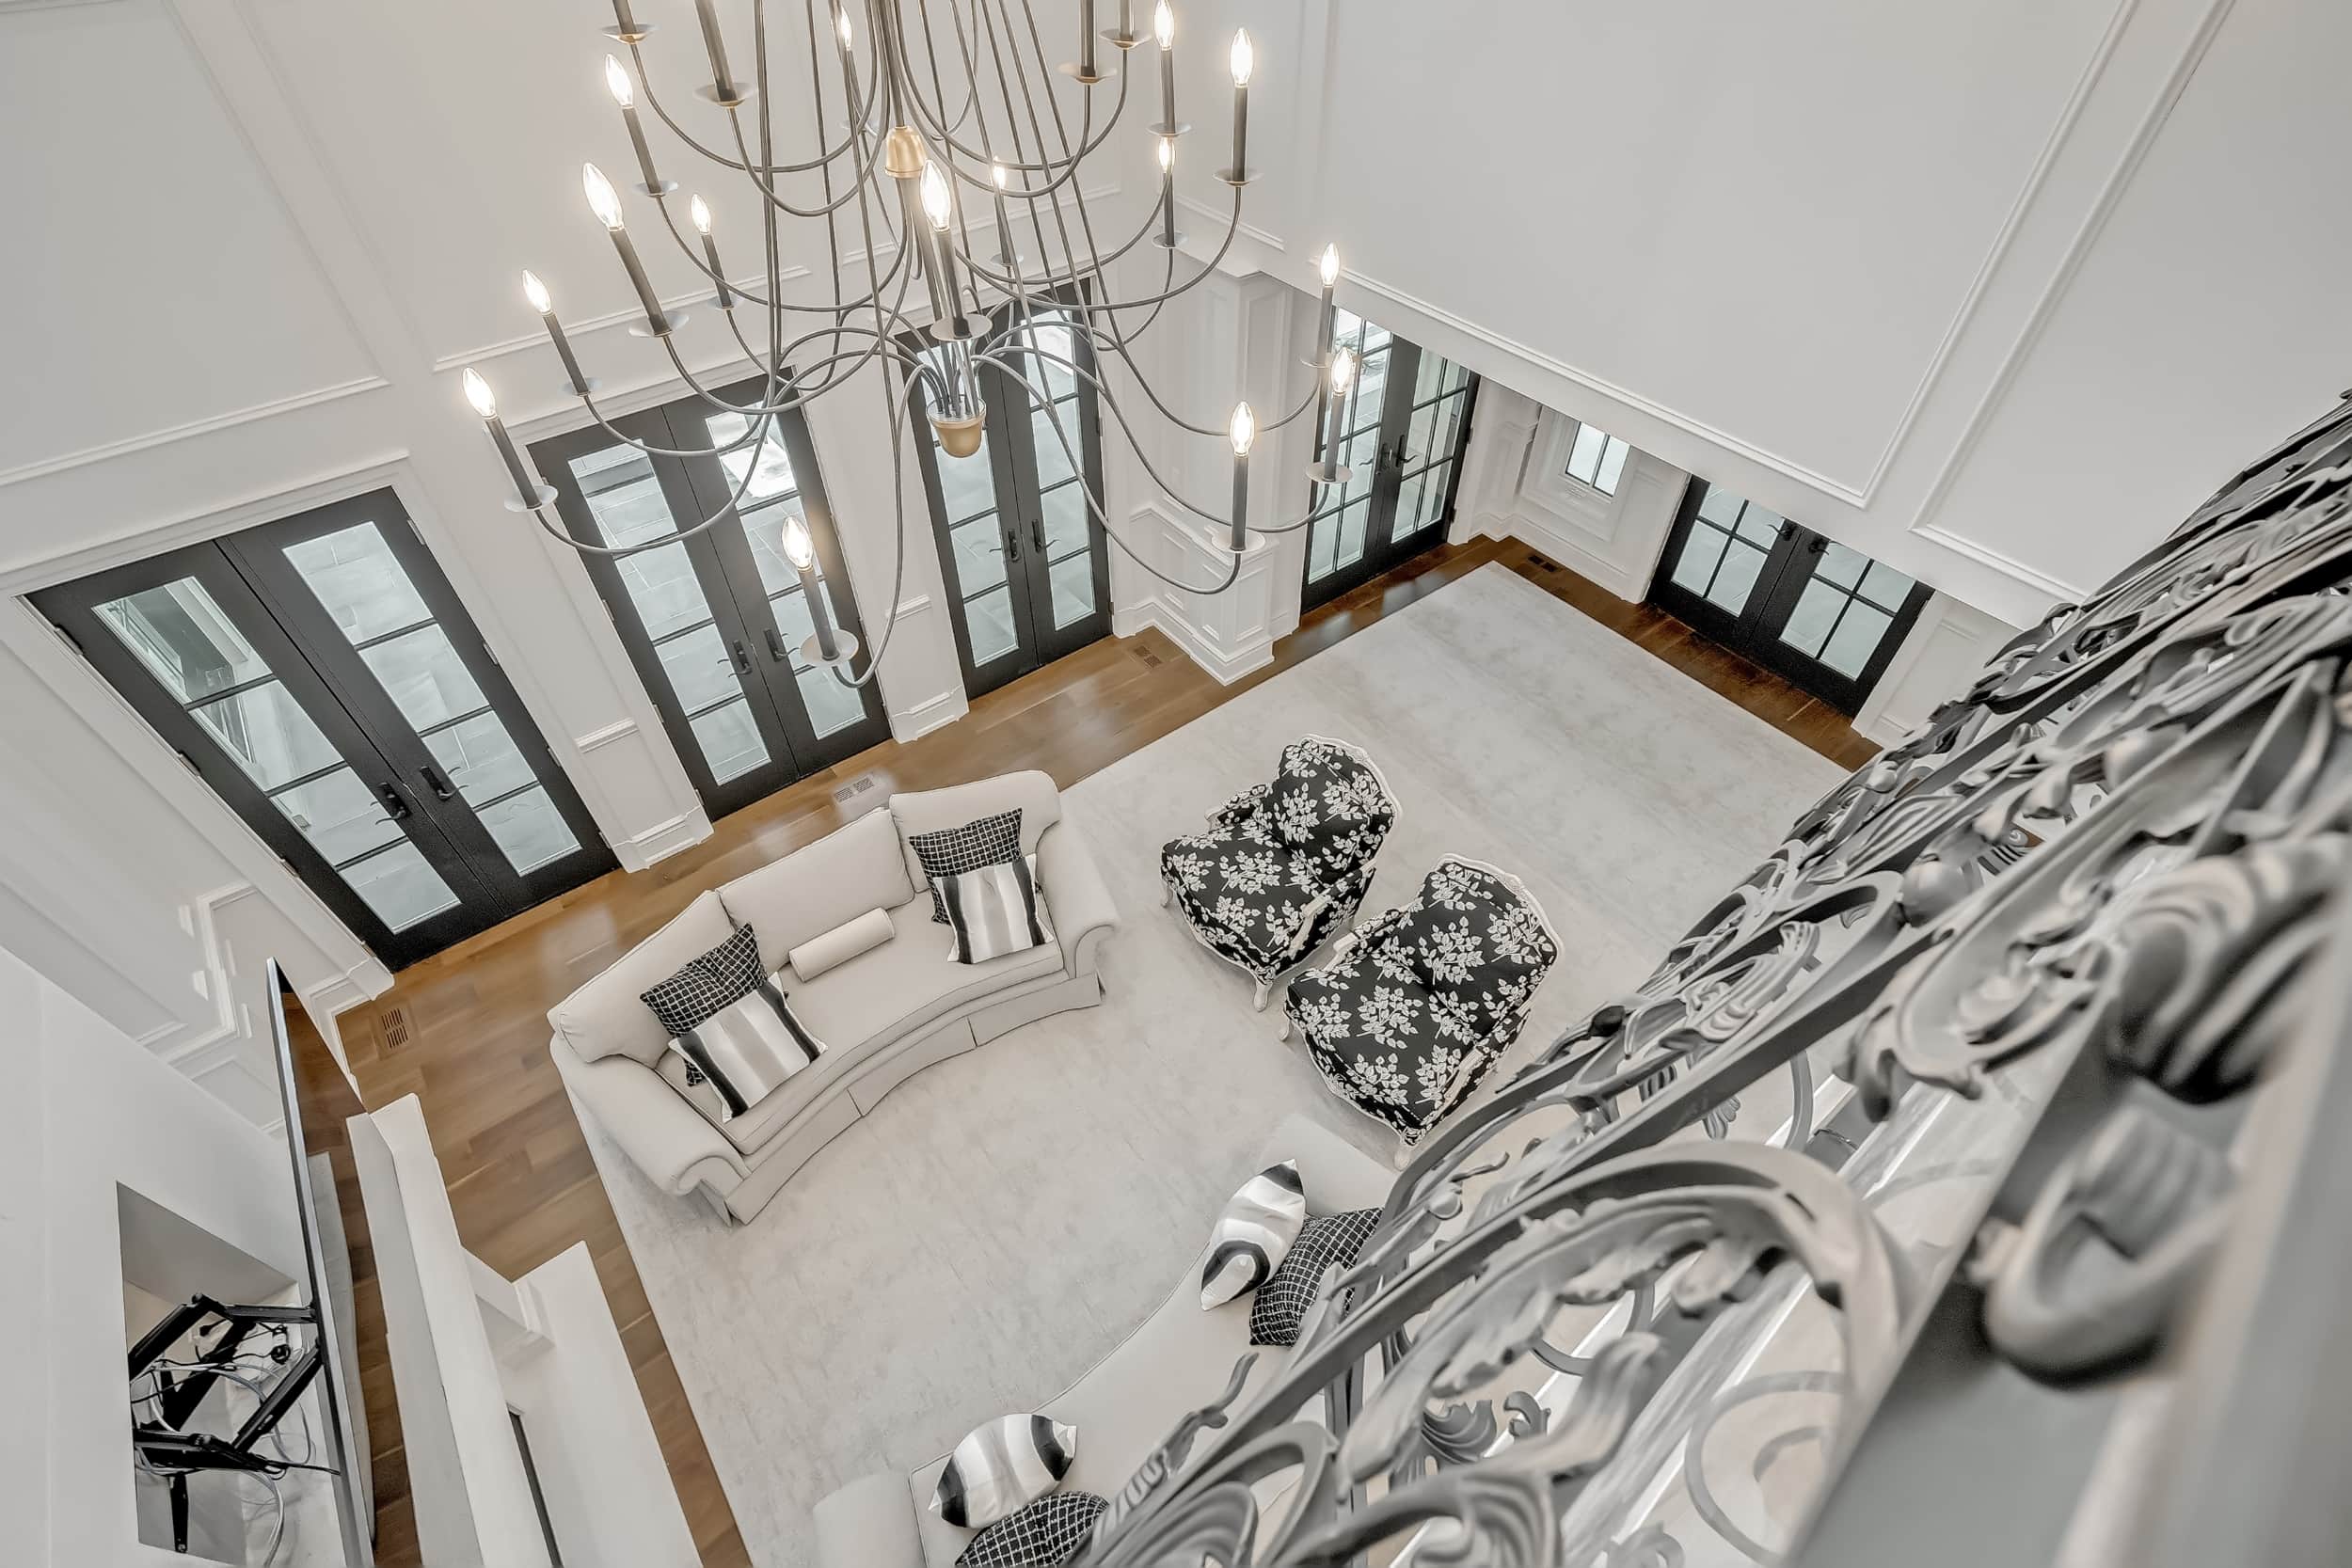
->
[548,890,734,1068]
[889,770,1063,893]
[722,807,917,974]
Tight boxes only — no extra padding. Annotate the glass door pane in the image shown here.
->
[42,554,482,965]
[1302,313,1479,612]
[905,293,1111,699]
[689,394,887,760]
[567,438,775,787]
[1649,480,1931,713]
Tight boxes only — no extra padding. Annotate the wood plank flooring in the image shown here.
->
[329,540,1876,1566]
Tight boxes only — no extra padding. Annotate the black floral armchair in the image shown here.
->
[1159,736,1398,1009]
[1281,857,1560,1143]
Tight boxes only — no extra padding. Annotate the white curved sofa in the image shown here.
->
[812,1114,1392,1568]
[549,771,1119,1224]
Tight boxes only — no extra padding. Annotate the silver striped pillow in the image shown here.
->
[1200,1160,1307,1307]
[930,1414,1077,1529]
[935,855,1056,964]
[662,967,826,1122]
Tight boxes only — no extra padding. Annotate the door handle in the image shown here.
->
[375,781,413,821]
[730,640,753,674]
[1005,526,1023,562]
[1030,515,1047,553]
[419,764,456,801]
[1779,520,1798,542]
[765,626,787,662]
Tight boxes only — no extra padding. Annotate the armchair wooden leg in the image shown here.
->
[1158,879,1172,908]
[1276,1011,1292,1042]
[1252,978,1271,1011]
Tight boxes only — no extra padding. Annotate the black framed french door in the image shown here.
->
[1650,481,1933,713]
[904,294,1114,698]
[34,490,614,968]
[532,377,888,819]
[1301,311,1480,612]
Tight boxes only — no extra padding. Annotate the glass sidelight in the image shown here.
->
[532,377,888,820]
[1650,480,1932,713]
[1301,309,1480,611]
[904,296,1113,698]
[35,490,615,968]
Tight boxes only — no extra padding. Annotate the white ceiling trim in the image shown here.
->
[0,374,390,492]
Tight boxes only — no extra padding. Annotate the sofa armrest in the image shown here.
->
[814,1472,924,1568]
[1038,820,1120,977]
[551,1036,747,1196]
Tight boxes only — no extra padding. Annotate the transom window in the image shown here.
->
[1564,420,1630,496]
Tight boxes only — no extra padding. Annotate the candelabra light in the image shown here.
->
[459,0,1369,690]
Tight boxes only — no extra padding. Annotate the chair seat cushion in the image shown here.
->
[1161,832,1327,973]
[1286,960,1489,1139]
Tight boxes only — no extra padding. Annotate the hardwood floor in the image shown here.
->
[329,539,1875,1566]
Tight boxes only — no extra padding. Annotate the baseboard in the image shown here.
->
[889,688,965,744]
[1497,510,1649,602]
[619,811,708,871]
[1122,596,1273,685]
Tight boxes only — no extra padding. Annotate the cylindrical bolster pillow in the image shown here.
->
[788,907,895,980]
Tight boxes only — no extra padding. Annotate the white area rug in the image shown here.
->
[578,563,1841,1568]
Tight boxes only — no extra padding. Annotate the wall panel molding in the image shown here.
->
[0,375,391,491]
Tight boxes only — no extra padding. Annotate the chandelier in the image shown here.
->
[457,0,1362,681]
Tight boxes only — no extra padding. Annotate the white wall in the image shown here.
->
[1160,0,2352,626]
[0,938,309,1568]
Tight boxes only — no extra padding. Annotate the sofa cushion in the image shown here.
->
[1248,1209,1381,1347]
[908,809,1025,924]
[930,1414,1075,1528]
[890,771,1062,893]
[1200,1161,1306,1307]
[638,923,765,1038]
[789,908,895,981]
[548,891,733,1067]
[721,808,915,974]
[658,897,1066,1157]
[955,1491,1106,1568]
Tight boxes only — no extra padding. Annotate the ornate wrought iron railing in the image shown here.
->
[1077,393,2352,1568]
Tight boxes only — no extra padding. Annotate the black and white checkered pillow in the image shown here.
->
[639,924,764,1037]
[1248,1209,1380,1347]
[909,809,1025,924]
[953,1490,1106,1568]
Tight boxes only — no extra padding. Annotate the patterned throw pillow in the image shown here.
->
[931,1415,1077,1529]
[908,809,1025,924]
[937,855,1056,964]
[954,1491,1107,1568]
[639,924,764,1037]
[1200,1161,1307,1307]
[1248,1209,1381,1347]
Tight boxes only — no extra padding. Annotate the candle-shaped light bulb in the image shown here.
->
[1319,244,1341,289]
[1227,401,1253,552]
[1226,28,1252,176]
[522,269,552,315]
[690,194,731,308]
[525,273,594,391]
[603,54,634,107]
[690,195,713,235]
[1229,28,1253,85]
[1156,135,1174,173]
[835,6,852,50]
[919,163,953,230]
[582,162,625,230]
[992,162,1009,191]
[1153,0,1173,48]
[462,367,498,419]
[1152,0,1177,133]
[1330,347,1358,395]
[781,515,816,571]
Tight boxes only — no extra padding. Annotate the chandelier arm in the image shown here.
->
[657,326,931,420]
[891,0,1125,181]
[1084,320,1325,437]
[623,37,865,178]
[816,362,930,691]
[725,106,896,221]
[977,0,1124,283]
[517,409,784,559]
[977,346,1311,545]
